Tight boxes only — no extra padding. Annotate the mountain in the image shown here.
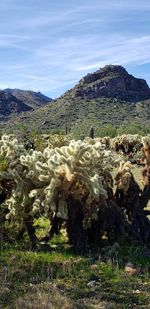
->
[0,90,32,119]
[72,65,150,101]
[4,89,52,109]
[2,65,150,132]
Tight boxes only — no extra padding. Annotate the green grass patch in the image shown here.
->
[1,241,150,308]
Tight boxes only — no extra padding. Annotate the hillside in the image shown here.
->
[2,65,150,132]
[0,90,33,119]
[4,89,52,109]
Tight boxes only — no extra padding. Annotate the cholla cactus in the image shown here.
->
[0,135,28,219]
[111,134,142,152]
[141,136,150,166]
[47,134,70,149]
[0,135,121,231]
[21,140,108,220]
[29,133,70,152]
[115,161,133,192]
[100,136,111,149]
[21,139,119,226]
[112,134,141,146]
[84,136,111,149]
[0,134,26,161]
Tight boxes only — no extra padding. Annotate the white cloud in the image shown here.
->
[1,0,150,97]
[1,33,150,96]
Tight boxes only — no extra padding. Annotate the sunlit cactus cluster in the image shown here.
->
[0,135,119,226]
[1,132,150,252]
[111,134,142,150]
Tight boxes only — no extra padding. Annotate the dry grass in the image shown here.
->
[13,283,73,309]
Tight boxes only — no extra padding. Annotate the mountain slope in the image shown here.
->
[4,89,52,109]
[0,91,32,119]
[2,65,150,132]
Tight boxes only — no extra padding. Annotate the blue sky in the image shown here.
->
[1,0,150,98]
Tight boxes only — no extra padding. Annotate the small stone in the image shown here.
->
[125,262,139,275]
[87,280,96,288]
[2,287,10,294]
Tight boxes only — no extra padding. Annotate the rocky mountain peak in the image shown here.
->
[80,65,128,85]
[73,65,150,101]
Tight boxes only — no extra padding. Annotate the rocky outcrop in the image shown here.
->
[72,65,150,101]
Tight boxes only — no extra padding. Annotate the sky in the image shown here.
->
[1,0,150,98]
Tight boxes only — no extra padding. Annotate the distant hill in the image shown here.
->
[4,89,52,110]
[0,90,32,119]
[2,65,150,132]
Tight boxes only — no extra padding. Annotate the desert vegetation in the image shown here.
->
[1,132,150,308]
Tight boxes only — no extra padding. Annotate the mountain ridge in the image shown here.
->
[4,89,52,110]
[0,90,33,118]
[1,65,150,132]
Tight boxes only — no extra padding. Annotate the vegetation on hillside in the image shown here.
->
[2,96,150,135]
[2,65,150,133]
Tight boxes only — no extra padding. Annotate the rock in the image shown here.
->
[87,280,99,288]
[1,287,10,294]
[73,65,150,102]
[125,262,139,275]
